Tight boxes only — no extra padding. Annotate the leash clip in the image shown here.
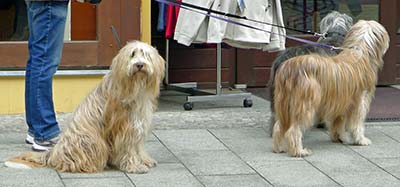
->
[314,32,326,39]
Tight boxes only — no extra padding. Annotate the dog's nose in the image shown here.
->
[136,62,144,70]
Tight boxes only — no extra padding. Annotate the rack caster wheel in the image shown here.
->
[243,99,253,108]
[183,102,193,111]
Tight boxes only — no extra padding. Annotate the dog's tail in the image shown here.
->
[268,51,291,136]
[269,48,302,136]
[4,151,49,169]
[269,45,327,136]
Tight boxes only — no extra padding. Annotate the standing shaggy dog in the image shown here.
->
[5,41,165,173]
[269,11,353,134]
[272,20,389,157]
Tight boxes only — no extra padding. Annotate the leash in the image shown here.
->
[110,25,123,49]
[157,0,326,38]
[156,0,340,50]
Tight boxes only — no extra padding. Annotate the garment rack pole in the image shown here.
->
[163,40,253,110]
[165,39,169,84]
[216,43,222,95]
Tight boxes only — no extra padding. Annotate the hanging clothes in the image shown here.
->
[157,2,166,32]
[173,0,286,52]
[224,0,285,51]
[165,0,182,39]
[174,0,237,46]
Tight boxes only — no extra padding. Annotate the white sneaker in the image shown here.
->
[32,136,59,152]
[25,133,34,145]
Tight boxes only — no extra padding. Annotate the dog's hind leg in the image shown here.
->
[285,103,315,157]
[272,120,286,153]
[328,117,349,143]
[285,125,312,157]
[346,92,372,146]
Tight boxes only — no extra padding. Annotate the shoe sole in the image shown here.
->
[26,134,34,145]
[25,139,33,145]
[31,147,48,152]
[32,143,51,152]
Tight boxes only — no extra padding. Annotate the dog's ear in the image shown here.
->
[145,51,165,100]
[156,53,166,81]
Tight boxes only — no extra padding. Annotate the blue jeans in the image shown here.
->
[25,1,69,141]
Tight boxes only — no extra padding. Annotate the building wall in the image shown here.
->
[0,0,151,114]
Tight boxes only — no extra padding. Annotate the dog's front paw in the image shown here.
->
[141,156,157,168]
[330,133,341,143]
[354,137,371,146]
[272,144,285,153]
[339,132,354,145]
[290,148,313,157]
[121,164,149,174]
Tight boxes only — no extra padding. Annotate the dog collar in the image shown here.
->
[325,32,346,38]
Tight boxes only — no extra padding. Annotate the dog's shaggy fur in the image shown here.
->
[5,41,165,173]
[272,20,389,157]
[269,11,353,134]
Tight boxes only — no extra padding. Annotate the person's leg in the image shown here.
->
[25,0,34,141]
[25,1,68,144]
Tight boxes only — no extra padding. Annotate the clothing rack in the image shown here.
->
[164,39,253,110]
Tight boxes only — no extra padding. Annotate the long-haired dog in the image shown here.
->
[5,41,165,173]
[269,11,353,135]
[272,20,389,157]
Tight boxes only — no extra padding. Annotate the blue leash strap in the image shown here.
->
[156,0,340,50]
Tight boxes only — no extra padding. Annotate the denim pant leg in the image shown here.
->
[25,1,68,141]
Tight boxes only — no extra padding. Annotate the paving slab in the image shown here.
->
[302,129,400,186]
[198,174,272,187]
[0,144,30,162]
[175,150,255,176]
[348,128,400,158]
[0,166,64,187]
[374,126,400,142]
[248,160,340,187]
[127,163,203,187]
[59,169,125,179]
[210,128,302,162]
[328,170,400,187]
[215,134,301,162]
[153,129,226,151]
[370,158,400,179]
[1,89,400,187]
[0,132,27,145]
[63,177,134,187]
[146,133,159,142]
[209,128,269,140]
[145,140,179,163]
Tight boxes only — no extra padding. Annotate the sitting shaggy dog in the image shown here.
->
[6,41,165,173]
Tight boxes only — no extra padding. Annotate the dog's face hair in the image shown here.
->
[111,41,165,81]
[108,41,165,100]
[319,11,353,36]
[317,11,353,45]
[342,20,390,69]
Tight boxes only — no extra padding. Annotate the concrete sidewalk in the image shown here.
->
[1,90,400,187]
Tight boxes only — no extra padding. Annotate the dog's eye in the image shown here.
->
[131,51,135,57]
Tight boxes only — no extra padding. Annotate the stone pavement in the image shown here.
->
[1,90,400,187]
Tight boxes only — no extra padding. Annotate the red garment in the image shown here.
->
[165,0,181,39]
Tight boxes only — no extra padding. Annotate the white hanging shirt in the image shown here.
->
[173,0,286,52]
